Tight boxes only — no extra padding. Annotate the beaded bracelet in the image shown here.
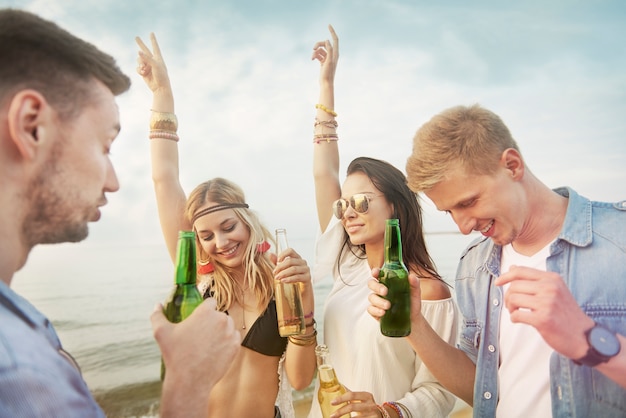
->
[376,405,391,418]
[304,311,315,319]
[396,402,412,418]
[383,402,403,418]
[305,318,317,329]
[150,110,178,132]
[315,103,338,117]
[313,133,339,144]
[149,130,179,142]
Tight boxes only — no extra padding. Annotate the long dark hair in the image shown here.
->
[337,157,442,281]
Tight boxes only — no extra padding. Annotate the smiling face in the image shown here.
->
[339,172,394,247]
[23,80,121,246]
[193,204,251,271]
[424,160,526,246]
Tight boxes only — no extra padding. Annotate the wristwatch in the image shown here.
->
[573,322,621,367]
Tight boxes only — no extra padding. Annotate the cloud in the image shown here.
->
[9,0,626,245]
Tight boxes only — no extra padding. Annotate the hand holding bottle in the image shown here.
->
[368,271,427,329]
[151,299,240,417]
[326,387,386,418]
[274,228,306,336]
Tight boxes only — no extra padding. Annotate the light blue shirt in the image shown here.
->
[454,187,626,417]
[0,280,105,417]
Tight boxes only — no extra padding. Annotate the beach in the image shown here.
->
[13,233,476,417]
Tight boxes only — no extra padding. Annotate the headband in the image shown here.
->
[192,203,249,224]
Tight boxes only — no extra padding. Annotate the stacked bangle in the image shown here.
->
[315,103,338,117]
[149,130,179,142]
[376,405,391,418]
[383,402,403,418]
[396,402,412,418]
[314,118,339,129]
[288,329,317,347]
[313,133,339,144]
[150,110,178,132]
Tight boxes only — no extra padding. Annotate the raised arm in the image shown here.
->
[311,25,341,232]
[136,33,190,262]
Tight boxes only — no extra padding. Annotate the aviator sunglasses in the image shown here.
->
[332,193,382,219]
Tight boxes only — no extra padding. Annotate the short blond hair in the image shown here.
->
[406,104,520,192]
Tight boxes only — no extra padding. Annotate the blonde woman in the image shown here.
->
[136,33,316,418]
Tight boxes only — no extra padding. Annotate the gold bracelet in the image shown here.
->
[315,103,337,117]
[150,110,178,132]
[288,329,318,346]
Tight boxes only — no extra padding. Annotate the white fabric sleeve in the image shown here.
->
[312,217,344,284]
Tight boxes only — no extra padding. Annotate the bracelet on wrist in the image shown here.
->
[315,103,338,117]
[149,130,179,142]
[383,402,403,418]
[150,110,178,132]
[376,405,391,418]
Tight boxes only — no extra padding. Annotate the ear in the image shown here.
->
[6,90,50,160]
[500,148,524,180]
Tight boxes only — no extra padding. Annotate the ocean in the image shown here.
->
[11,232,476,417]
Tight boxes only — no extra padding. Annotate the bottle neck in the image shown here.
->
[384,222,403,264]
[175,233,197,285]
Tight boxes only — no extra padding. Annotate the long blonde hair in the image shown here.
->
[185,178,275,311]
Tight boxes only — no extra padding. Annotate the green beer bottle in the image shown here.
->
[379,218,411,337]
[161,230,204,380]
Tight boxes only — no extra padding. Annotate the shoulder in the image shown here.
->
[418,274,451,301]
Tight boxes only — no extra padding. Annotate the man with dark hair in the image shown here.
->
[0,9,239,417]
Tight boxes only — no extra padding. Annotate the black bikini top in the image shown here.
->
[203,285,288,357]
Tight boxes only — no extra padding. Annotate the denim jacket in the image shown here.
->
[455,187,626,417]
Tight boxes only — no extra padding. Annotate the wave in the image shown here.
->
[92,380,161,418]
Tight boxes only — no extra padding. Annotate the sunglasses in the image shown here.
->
[332,193,381,219]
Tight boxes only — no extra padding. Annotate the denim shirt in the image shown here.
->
[0,281,105,417]
[455,187,626,417]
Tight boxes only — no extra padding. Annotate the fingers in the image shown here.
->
[327,25,339,60]
[135,36,151,55]
[149,32,164,59]
[367,277,387,296]
[150,303,168,340]
[274,257,311,283]
[367,279,390,320]
[311,43,328,62]
[330,391,378,418]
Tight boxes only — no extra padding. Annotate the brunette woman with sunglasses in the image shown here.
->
[135,33,316,418]
[308,25,459,418]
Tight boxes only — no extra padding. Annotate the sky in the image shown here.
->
[4,0,626,249]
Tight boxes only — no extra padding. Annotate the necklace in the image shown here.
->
[241,290,246,330]
[233,280,248,330]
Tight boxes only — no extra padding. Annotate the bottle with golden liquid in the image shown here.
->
[274,228,305,336]
[316,344,349,418]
